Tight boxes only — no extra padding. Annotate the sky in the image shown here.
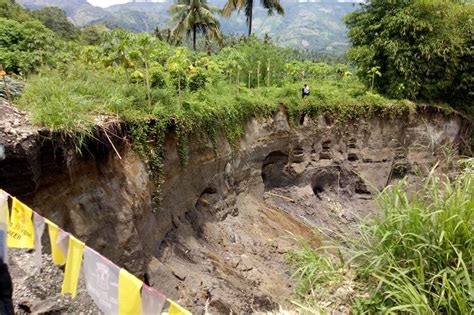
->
[87,0,130,7]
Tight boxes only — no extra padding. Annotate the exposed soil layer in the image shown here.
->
[0,100,470,313]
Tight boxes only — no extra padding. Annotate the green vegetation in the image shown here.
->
[0,17,67,74]
[31,6,78,40]
[17,37,408,135]
[17,0,358,53]
[0,0,406,139]
[0,0,31,22]
[288,160,474,313]
[2,1,472,311]
[169,0,222,51]
[346,0,474,108]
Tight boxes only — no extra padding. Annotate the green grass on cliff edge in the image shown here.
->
[15,62,414,201]
[18,63,412,145]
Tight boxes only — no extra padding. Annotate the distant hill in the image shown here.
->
[17,0,111,25]
[100,2,169,33]
[217,1,357,54]
[16,0,360,54]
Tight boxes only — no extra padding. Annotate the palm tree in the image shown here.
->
[222,0,284,36]
[169,0,222,51]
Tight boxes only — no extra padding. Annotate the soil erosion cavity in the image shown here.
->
[0,102,469,313]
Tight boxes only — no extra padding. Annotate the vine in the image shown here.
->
[129,120,167,209]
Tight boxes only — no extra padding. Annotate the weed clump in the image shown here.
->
[288,160,474,314]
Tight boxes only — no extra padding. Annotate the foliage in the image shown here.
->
[16,30,411,134]
[31,6,78,40]
[0,17,65,74]
[18,0,358,53]
[352,162,474,314]
[17,42,409,160]
[287,244,345,305]
[345,0,474,108]
[215,36,295,87]
[17,65,148,134]
[0,0,31,22]
[169,0,222,51]
[288,160,474,314]
[101,30,138,82]
[80,24,109,45]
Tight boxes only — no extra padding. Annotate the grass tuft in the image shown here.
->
[288,159,474,314]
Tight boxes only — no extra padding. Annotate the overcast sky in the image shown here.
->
[87,0,130,7]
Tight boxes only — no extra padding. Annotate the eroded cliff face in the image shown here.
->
[0,101,469,313]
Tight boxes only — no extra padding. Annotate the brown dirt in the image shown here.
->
[1,103,469,314]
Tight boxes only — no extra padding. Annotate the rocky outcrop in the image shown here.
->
[0,100,470,313]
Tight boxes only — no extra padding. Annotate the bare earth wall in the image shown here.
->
[0,103,470,313]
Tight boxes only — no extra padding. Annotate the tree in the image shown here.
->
[169,0,222,51]
[0,0,31,22]
[0,17,61,74]
[345,0,474,107]
[32,7,78,40]
[222,0,284,36]
[136,33,155,108]
[81,24,108,45]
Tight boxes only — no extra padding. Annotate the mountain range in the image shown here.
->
[16,0,361,54]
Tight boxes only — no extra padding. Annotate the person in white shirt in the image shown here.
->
[302,84,310,98]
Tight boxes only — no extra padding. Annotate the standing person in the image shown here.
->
[0,260,14,315]
[302,84,310,98]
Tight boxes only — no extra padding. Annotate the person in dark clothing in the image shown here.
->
[0,260,14,315]
[302,84,310,98]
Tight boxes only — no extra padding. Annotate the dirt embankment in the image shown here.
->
[0,100,470,313]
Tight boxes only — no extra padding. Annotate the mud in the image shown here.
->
[0,99,470,313]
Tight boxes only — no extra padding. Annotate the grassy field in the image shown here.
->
[17,62,411,141]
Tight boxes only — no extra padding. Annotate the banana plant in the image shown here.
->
[101,30,137,83]
[367,66,382,91]
[136,33,156,108]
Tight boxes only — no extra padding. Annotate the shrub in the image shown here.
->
[345,0,474,108]
[0,18,63,74]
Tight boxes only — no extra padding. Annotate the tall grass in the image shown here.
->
[17,62,408,137]
[287,244,346,304]
[18,66,149,134]
[288,160,474,314]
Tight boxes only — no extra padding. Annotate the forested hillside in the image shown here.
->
[16,0,110,25]
[17,0,358,53]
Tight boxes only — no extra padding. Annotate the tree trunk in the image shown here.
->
[193,25,197,51]
[144,55,152,109]
[124,66,130,85]
[248,1,253,36]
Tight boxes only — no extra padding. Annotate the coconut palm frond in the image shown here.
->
[261,0,284,15]
[169,0,223,50]
[222,0,246,17]
[222,0,284,35]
